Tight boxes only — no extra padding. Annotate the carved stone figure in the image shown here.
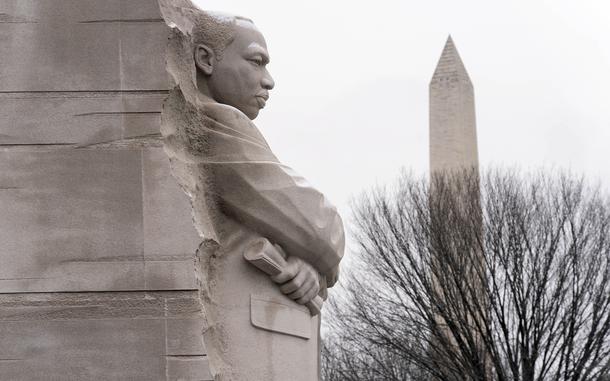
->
[157,1,345,380]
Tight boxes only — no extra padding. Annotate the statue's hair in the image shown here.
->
[192,12,253,60]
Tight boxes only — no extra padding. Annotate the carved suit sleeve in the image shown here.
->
[213,161,344,286]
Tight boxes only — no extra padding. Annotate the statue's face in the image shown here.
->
[206,21,275,120]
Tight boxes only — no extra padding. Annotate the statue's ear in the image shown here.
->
[194,44,215,75]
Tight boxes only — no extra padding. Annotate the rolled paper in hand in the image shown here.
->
[244,238,323,316]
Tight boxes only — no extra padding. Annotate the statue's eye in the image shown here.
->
[248,57,263,67]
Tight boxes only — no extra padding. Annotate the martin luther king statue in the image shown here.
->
[157,1,345,380]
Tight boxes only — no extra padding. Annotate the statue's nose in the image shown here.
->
[262,70,275,90]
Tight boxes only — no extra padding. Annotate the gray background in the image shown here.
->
[193,0,610,222]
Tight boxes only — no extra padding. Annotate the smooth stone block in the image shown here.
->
[0,148,198,292]
[0,22,122,91]
[118,0,165,20]
[142,147,199,290]
[119,23,169,91]
[0,0,167,92]
[166,318,206,356]
[145,260,196,290]
[0,92,166,145]
[0,93,120,145]
[0,262,145,293]
[0,149,144,292]
[0,292,205,381]
[142,148,200,260]
[0,319,166,381]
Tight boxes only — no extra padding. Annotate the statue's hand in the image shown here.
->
[271,257,320,305]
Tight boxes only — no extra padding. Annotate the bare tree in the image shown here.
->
[323,169,610,381]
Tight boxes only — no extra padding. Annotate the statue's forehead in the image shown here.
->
[235,18,258,31]
[232,22,268,53]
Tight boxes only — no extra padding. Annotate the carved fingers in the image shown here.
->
[270,256,300,284]
[271,256,320,305]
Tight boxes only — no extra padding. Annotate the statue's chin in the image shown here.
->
[242,108,260,120]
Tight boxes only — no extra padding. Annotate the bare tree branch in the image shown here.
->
[323,169,610,381]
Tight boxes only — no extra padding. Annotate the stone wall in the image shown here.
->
[0,1,209,379]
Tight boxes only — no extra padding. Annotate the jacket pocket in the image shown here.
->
[250,294,312,340]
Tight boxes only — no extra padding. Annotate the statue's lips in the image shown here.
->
[255,95,268,108]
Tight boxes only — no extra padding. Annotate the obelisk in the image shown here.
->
[429,35,479,172]
[429,36,489,378]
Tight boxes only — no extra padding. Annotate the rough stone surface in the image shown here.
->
[429,36,479,172]
[0,0,208,379]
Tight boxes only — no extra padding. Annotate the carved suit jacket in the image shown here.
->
[160,88,344,287]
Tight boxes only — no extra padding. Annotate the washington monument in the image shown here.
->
[430,35,479,172]
[429,36,488,378]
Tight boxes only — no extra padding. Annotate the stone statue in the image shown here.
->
[157,1,345,380]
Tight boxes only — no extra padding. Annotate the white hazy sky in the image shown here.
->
[193,0,610,227]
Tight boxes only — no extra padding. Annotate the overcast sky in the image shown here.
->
[193,0,610,231]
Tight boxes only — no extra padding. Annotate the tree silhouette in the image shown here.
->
[323,169,610,381]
